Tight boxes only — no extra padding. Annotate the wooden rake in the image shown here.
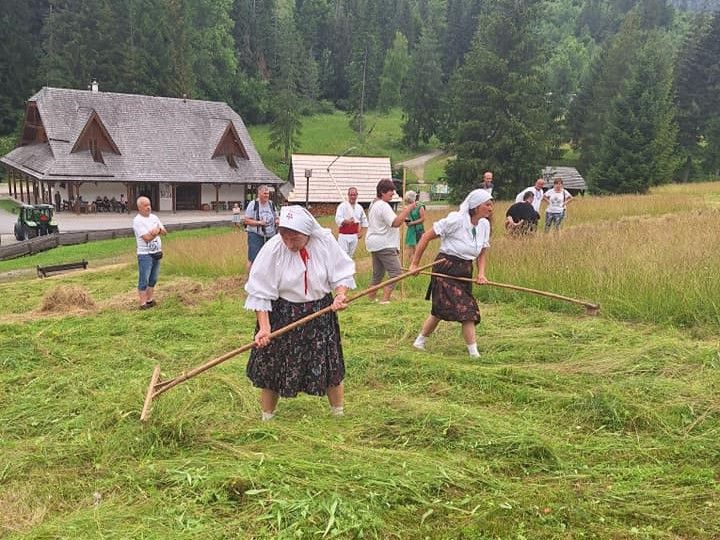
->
[413,270,600,315]
[140,259,445,422]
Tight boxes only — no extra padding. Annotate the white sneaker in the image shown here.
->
[469,350,480,358]
[261,411,275,421]
[412,338,426,350]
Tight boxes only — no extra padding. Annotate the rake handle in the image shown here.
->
[415,270,600,311]
[151,258,446,398]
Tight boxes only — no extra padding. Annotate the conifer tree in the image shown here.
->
[0,0,47,134]
[377,32,409,112]
[444,0,552,200]
[589,32,679,193]
[401,26,444,147]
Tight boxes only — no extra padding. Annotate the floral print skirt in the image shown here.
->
[425,253,481,324]
[246,294,345,397]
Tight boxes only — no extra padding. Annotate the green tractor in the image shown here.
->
[14,204,60,241]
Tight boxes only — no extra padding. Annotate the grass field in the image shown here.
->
[1,183,719,538]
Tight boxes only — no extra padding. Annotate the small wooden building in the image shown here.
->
[1,86,281,211]
[286,153,399,214]
[542,166,587,195]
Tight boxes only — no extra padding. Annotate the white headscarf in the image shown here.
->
[459,189,493,213]
[279,205,326,238]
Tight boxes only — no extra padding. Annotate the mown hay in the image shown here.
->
[40,285,96,312]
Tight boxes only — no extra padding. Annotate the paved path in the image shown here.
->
[0,205,236,246]
[396,149,446,181]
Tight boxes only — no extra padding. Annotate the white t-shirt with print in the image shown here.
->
[545,189,571,214]
[244,200,278,237]
[133,213,164,255]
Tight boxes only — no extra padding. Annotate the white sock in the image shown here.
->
[413,334,426,349]
[261,411,275,421]
[330,405,344,417]
[467,343,480,357]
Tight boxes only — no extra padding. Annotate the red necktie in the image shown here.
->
[299,247,309,295]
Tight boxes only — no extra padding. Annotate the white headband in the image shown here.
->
[459,189,492,213]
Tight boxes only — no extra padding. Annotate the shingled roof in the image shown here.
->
[287,154,399,204]
[542,166,587,192]
[1,87,281,185]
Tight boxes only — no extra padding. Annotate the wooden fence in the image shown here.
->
[0,220,231,261]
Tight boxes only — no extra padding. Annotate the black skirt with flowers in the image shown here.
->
[425,253,481,324]
[246,293,345,397]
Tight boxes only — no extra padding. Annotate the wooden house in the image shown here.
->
[286,154,400,214]
[542,166,588,195]
[1,86,281,212]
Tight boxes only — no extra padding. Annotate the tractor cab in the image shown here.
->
[14,204,60,241]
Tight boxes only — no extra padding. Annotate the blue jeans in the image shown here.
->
[248,231,273,262]
[544,211,565,232]
[137,254,160,290]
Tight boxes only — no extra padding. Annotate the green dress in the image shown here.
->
[404,204,425,247]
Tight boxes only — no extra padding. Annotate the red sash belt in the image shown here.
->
[338,223,360,235]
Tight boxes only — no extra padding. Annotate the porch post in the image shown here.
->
[172,183,177,213]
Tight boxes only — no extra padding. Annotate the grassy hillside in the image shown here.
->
[1,183,719,538]
[248,109,436,179]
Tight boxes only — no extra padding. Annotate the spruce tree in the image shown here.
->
[377,31,409,112]
[444,0,552,200]
[401,26,444,148]
[589,32,679,193]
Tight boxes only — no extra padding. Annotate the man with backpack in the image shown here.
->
[243,185,279,272]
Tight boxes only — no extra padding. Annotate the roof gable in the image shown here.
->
[212,121,249,160]
[20,102,48,146]
[71,110,121,163]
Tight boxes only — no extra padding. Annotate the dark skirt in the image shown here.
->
[246,293,345,397]
[425,253,481,324]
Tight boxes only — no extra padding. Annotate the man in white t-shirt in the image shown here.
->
[335,187,368,257]
[365,179,415,303]
[543,177,574,232]
[132,196,167,309]
[515,178,545,212]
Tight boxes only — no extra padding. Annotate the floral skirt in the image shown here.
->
[425,253,480,324]
[246,294,345,397]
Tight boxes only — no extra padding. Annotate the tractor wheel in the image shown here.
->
[14,224,23,241]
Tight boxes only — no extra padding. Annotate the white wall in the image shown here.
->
[200,184,246,206]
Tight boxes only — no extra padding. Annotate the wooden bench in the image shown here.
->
[37,259,89,278]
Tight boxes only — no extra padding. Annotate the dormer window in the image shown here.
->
[70,110,120,163]
[213,121,249,168]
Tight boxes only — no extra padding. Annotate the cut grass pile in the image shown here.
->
[1,182,719,538]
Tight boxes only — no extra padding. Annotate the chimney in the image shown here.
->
[91,80,99,92]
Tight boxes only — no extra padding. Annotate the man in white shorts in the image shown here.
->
[334,187,368,257]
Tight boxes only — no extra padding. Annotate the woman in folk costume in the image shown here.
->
[245,205,356,420]
[408,189,493,358]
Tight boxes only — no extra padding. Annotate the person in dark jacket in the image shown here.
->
[505,191,540,235]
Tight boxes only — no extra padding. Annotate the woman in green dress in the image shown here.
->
[404,190,426,263]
